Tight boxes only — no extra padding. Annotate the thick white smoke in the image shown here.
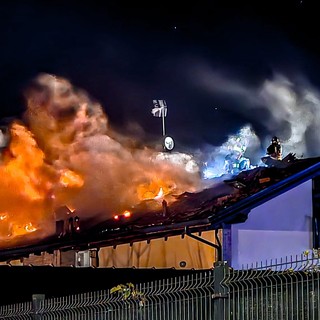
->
[190,63,320,158]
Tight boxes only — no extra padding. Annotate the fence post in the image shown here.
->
[213,261,229,320]
[32,294,45,320]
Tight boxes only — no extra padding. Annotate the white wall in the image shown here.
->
[231,180,313,269]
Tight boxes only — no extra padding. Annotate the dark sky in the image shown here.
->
[1,0,320,158]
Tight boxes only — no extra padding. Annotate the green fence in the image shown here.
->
[1,251,320,319]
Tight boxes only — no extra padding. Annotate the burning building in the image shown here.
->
[0,73,207,259]
[0,73,320,271]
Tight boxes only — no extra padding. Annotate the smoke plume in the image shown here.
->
[23,73,203,224]
[190,63,320,158]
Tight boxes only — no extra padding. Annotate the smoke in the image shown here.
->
[2,69,319,244]
[200,124,261,179]
[189,63,320,158]
[259,75,320,157]
[22,73,203,226]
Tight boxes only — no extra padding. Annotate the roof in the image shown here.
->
[1,155,320,262]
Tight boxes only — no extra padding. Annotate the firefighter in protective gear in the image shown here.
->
[267,136,282,160]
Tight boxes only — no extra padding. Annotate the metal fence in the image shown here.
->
[0,270,215,320]
[1,251,320,319]
[224,250,320,320]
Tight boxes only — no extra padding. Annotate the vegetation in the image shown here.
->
[110,283,146,307]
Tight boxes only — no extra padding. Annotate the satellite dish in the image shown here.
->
[164,136,174,151]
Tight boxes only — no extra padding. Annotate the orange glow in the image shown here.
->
[137,179,176,201]
[11,222,37,237]
[154,187,164,200]
[59,169,84,188]
[113,210,131,220]
[0,213,8,221]
[66,205,76,213]
[2,123,51,201]
[0,73,203,248]
[0,122,56,243]
[25,222,37,233]
[123,210,131,218]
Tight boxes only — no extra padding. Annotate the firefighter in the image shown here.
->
[266,136,282,160]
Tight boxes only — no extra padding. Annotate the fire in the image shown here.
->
[0,213,8,221]
[0,73,203,247]
[25,222,37,232]
[137,179,176,201]
[0,122,57,243]
[59,169,84,188]
[66,205,76,213]
[123,210,131,218]
[113,210,131,220]
[11,222,37,237]
[154,187,164,200]
[2,122,52,201]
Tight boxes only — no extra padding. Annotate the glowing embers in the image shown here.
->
[113,210,132,221]
[72,216,80,232]
[12,222,37,236]
[154,187,164,200]
[0,212,8,221]
[59,169,84,188]
[0,212,10,238]
[137,179,176,201]
[0,212,37,238]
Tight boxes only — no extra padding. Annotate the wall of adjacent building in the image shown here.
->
[230,180,313,269]
[98,230,220,269]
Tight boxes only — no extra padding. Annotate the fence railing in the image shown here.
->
[0,270,215,320]
[1,251,320,320]
[224,250,320,320]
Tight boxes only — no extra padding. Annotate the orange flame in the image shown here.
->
[2,122,52,200]
[66,205,76,213]
[137,179,176,201]
[0,213,8,221]
[114,210,131,220]
[123,210,131,217]
[154,187,164,200]
[0,122,55,243]
[59,169,84,188]
[0,74,203,247]
[11,222,37,237]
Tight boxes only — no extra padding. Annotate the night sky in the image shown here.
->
[1,0,320,161]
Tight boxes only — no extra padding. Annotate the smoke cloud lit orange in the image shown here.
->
[0,73,203,246]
